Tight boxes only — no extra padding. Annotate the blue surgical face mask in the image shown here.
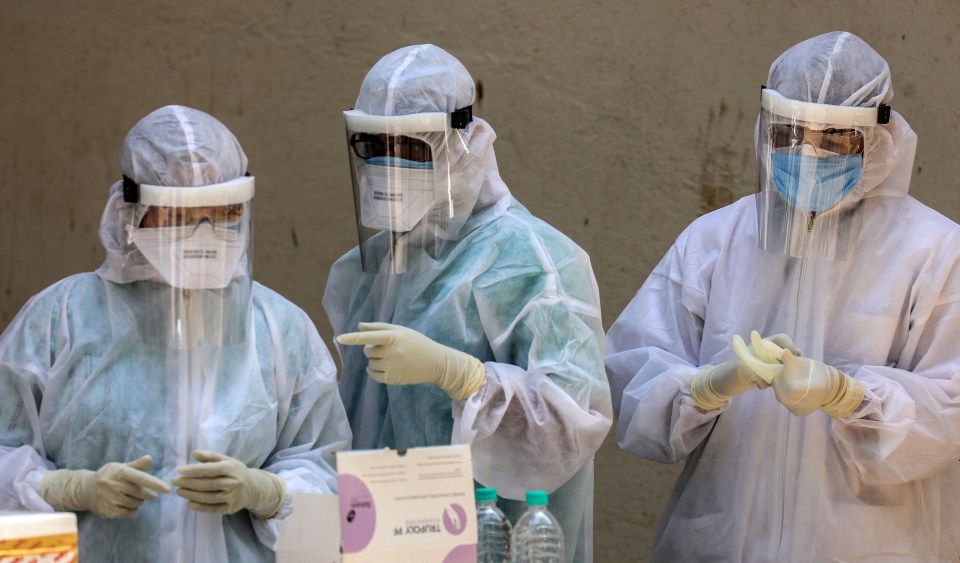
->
[364,155,434,170]
[771,151,863,212]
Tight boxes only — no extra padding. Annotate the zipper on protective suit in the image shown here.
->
[777,210,816,559]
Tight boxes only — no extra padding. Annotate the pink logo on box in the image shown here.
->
[442,503,467,535]
[338,474,376,552]
[443,544,477,563]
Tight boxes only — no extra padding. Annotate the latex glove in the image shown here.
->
[733,331,803,387]
[691,332,801,411]
[691,360,758,411]
[40,455,170,519]
[172,451,287,519]
[336,322,485,401]
[774,351,865,418]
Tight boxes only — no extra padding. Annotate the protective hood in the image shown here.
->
[754,31,917,260]
[348,44,509,273]
[97,105,251,285]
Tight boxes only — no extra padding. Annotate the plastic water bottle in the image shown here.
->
[511,490,564,563]
[476,487,512,563]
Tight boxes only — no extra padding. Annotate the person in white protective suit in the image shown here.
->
[0,105,352,562]
[605,31,960,561]
[324,44,612,563]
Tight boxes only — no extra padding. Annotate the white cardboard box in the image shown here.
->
[275,494,341,563]
[336,445,477,563]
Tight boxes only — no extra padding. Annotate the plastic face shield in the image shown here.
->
[344,109,460,274]
[756,88,887,260]
[127,176,255,289]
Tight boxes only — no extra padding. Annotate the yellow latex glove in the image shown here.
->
[173,450,287,519]
[336,322,485,401]
[691,331,801,411]
[40,455,170,519]
[691,361,758,411]
[733,331,802,387]
[775,351,865,418]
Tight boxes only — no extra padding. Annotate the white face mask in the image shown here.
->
[132,223,246,289]
[358,160,437,232]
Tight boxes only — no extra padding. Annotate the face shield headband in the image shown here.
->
[756,87,890,260]
[122,175,255,289]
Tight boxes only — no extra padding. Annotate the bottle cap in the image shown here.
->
[526,490,548,506]
[475,487,497,502]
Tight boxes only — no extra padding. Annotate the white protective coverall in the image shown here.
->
[0,106,352,562]
[606,32,960,561]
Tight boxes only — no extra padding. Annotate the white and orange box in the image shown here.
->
[0,511,78,562]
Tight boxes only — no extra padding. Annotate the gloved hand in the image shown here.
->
[336,322,485,401]
[774,351,865,418]
[40,455,170,519]
[173,451,287,519]
[733,331,802,386]
[691,331,801,411]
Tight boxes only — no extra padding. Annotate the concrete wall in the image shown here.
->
[2,1,958,559]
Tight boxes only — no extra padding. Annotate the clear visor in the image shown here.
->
[128,176,255,289]
[344,110,457,274]
[756,89,881,260]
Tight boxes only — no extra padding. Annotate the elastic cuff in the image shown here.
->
[691,367,728,411]
[252,473,288,520]
[448,358,485,401]
[822,372,865,419]
[40,469,92,513]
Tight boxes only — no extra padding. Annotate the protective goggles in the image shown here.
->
[769,124,864,155]
[138,204,245,233]
[349,132,433,162]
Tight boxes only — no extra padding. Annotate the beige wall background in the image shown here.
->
[2,1,958,559]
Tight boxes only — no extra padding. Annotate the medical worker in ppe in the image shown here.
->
[606,32,960,561]
[324,44,612,563]
[0,105,352,562]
